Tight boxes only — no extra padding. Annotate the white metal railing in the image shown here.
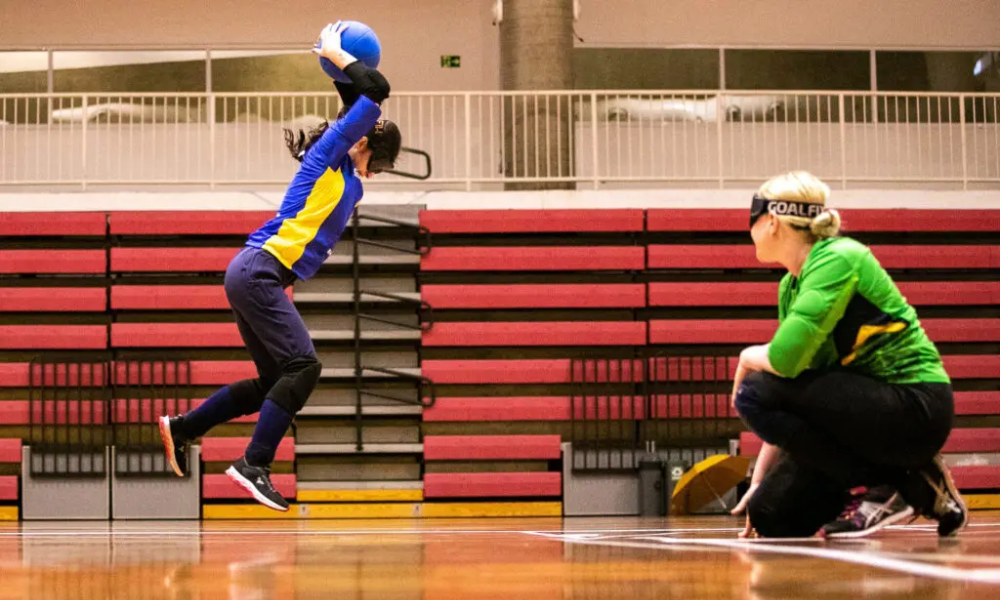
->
[1,91,998,190]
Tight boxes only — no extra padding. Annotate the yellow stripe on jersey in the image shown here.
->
[263,167,346,270]
[841,321,907,366]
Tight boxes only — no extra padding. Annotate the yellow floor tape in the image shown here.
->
[204,501,562,519]
[296,489,424,503]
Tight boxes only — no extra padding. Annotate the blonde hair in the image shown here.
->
[757,171,840,240]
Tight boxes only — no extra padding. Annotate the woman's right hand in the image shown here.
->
[313,22,357,69]
[730,482,759,538]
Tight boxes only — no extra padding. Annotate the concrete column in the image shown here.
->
[499,0,575,190]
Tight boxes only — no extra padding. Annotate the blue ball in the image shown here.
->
[316,21,382,83]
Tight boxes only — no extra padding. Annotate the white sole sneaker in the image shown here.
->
[225,466,290,513]
[158,416,184,478]
[926,455,969,537]
[825,505,916,539]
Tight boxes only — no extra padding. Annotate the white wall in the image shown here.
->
[0,0,500,91]
[575,0,1000,49]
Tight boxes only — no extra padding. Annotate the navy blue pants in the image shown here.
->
[735,369,953,537]
[178,247,318,453]
[225,246,316,382]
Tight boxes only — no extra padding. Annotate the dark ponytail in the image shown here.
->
[283,121,329,163]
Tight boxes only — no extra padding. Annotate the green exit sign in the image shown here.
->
[440,55,461,68]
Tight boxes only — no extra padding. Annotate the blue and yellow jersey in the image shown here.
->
[247,96,382,280]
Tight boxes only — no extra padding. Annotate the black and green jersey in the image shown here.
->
[768,237,950,384]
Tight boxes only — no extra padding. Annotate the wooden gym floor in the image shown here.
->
[1,514,999,599]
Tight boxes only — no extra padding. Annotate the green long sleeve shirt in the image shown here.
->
[768,237,951,384]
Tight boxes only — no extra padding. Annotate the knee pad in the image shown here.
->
[266,355,322,415]
[734,371,768,421]
[747,491,782,538]
[228,378,271,416]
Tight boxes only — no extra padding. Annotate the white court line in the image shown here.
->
[561,536,1000,585]
[0,527,728,538]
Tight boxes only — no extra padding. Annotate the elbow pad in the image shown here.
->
[343,62,391,105]
[334,81,361,111]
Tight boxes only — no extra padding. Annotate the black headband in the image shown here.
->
[749,194,826,228]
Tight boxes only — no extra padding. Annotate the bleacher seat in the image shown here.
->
[111,285,230,310]
[202,474,296,499]
[0,288,106,312]
[0,250,106,274]
[648,318,1000,344]
[645,209,1000,233]
[423,322,647,347]
[423,472,561,498]
[647,245,999,270]
[955,392,1000,416]
[109,211,272,236]
[0,477,16,502]
[0,212,106,237]
[0,325,108,349]
[421,247,645,271]
[200,437,295,462]
[108,399,255,424]
[0,439,22,463]
[423,397,572,422]
[110,248,236,273]
[111,323,242,348]
[422,284,645,309]
[648,281,1000,307]
[739,428,1000,457]
[423,435,562,460]
[420,209,645,233]
[423,356,1000,385]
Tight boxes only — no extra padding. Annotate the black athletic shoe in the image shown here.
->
[158,415,190,477]
[226,457,290,512]
[919,455,969,537]
[821,486,915,539]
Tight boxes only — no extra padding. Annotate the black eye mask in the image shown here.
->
[749,194,825,228]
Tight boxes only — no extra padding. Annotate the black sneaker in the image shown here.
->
[226,457,290,512]
[158,415,190,477]
[919,455,969,537]
[822,486,915,539]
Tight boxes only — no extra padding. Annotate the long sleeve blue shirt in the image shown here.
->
[247,96,382,280]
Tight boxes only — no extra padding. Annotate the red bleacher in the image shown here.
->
[0,250,106,274]
[739,428,1000,457]
[647,245,1000,270]
[111,323,242,348]
[420,209,645,234]
[423,322,647,347]
[646,209,1000,233]
[955,392,1000,416]
[0,212,106,237]
[423,473,562,498]
[424,435,562,460]
[422,284,646,309]
[109,211,272,236]
[0,288,106,312]
[421,247,645,271]
[111,285,230,310]
[648,281,1000,307]
[0,325,107,350]
[202,474,296,499]
[200,437,295,462]
[110,248,236,273]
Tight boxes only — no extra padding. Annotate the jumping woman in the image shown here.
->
[158,22,401,511]
[730,171,967,539]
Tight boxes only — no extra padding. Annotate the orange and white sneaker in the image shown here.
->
[158,415,190,477]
